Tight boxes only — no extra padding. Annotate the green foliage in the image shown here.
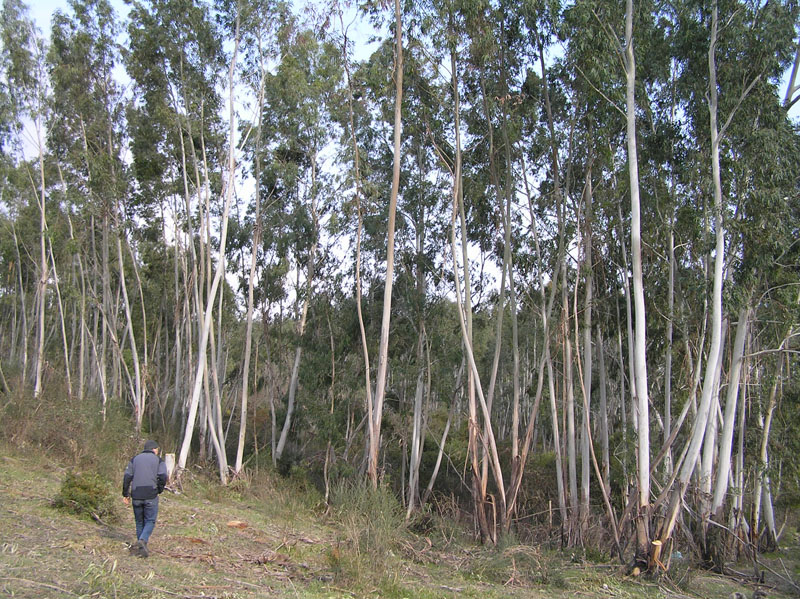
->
[53,470,119,523]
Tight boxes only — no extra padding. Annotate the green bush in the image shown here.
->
[53,471,119,523]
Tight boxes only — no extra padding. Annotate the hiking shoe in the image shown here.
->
[137,539,149,558]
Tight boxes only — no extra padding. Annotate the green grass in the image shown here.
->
[1,442,798,599]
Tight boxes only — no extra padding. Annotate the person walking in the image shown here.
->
[122,440,168,557]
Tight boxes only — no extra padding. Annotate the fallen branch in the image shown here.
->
[222,577,270,591]
[1,577,77,596]
[756,557,800,594]
[143,584,216,598]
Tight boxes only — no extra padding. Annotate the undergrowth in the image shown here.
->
[53,470,120,523]
[0,377,138,478]
[327,480,407,584]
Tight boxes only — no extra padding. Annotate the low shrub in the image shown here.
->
[328,480,407,583]
[53,471,119,523]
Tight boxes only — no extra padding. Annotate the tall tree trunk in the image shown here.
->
[177,24,240,477]
[235,32,269,475]
[563,253,578,541]
[275,166,319,463]
[664,211,675,476]
[367,0,403,486]
[657,1,728,552]
[33,115,48,399]
[338,9,374,471]
[711,302,751,514]
[625,0,651,566]
[579,157,593,534]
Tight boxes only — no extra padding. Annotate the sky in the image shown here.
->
[31,0,127,34]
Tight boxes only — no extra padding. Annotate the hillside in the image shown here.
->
[1,444,796,599]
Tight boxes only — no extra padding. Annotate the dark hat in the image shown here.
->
[143,440,159,451]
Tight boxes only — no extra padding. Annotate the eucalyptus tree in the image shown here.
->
[334,2,447,499]
[333,1,374,485]
[622,0,651,567]
[48,0,135,418]
[338,0,407,486]
[459,0,521,535]
[0,0,38,377]
[558,0,628,548]
[228,0,278,476]
[126,0,228,473]
[703,2,800,555]
[366,0,404,486]
[654,0,800,566]
[516,0,573,536]
[1,0,50,398]
[457,0,569,538]
[405,0,508,542]
[256,8,342,464]
[390,40,450,516]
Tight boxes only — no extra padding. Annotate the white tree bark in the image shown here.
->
[711,303,750,513]
[177,25,240,476]
[367,0,403,485]
[660,2,727,544]
[579,160,593,530]
[625,0,650,520]
[33,113,48,399]
[275,154,319,463]
[338,7,373,475]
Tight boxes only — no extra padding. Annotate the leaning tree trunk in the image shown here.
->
[656,1,727,555]
[234,61,266,473]
[753,368,780,551]
[275,164,320,464]
[177,26,240,480]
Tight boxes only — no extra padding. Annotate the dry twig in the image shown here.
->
[1,576,77,596]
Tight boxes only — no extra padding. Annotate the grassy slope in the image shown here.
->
[0,444,795,599]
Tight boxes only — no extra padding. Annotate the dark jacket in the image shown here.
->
[122,450,168,500]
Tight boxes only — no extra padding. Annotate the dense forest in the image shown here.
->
[1,0,799,576]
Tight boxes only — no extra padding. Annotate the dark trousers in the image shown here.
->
[132,497,159,542]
